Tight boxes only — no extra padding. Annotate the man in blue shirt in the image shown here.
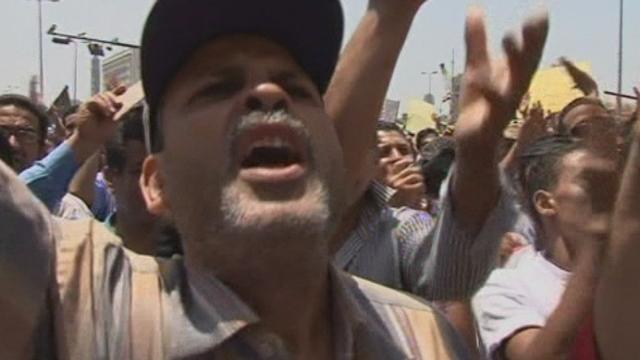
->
[0,94,49,173]
[20,87,126,211]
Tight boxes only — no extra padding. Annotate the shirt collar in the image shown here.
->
[171,263,364,358]
[166,264,260,358]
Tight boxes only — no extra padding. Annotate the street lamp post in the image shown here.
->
[48,26,140,99]
[617,0,624,114]
[421,70,438,104]
[32,0,59,102]
[52,36,79,103]
[73,40,78,102]
[37,0,44,100]
[47,25,140,49]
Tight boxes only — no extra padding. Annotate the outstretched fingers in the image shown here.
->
[517,10,549,88]
[464,7,490,72]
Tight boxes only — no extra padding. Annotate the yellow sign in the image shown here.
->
[528,61,592,113]
[404,98,437,134]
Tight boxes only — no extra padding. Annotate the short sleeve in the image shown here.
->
[472,269,546,359]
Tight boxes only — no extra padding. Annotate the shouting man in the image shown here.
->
[0,1,473,358]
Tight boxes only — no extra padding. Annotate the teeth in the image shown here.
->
[248,136,293,154]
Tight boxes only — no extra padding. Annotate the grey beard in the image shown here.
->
[217,180,335,244]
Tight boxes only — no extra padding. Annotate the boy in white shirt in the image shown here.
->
[473,132,619,360]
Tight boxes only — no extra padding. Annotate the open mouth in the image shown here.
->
[241,140,302,169]
[235,124,308,184]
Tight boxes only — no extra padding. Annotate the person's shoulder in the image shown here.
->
[350,273,435,310]
[344,274,470,359]
[54,218,124,287]
[54,217,167,272]
[473,247,538,304]
[55,217,122,248]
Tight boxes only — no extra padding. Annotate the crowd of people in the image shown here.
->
[1,0,639,359]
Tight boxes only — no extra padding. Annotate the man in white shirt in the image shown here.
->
[473,133,619,360]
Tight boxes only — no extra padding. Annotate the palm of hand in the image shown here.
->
[455,8,548,153]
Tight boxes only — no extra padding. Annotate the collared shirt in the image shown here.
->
[334,181,434,294]
[335,177,512,301]
[20,141,79,210]
[57,192,95,220]
[0,161,469,359]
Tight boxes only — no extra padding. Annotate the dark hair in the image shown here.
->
[376,121,405,135]
[557,97,608,135]
[516,135,583,227]
[416,128,439,148]
[0,130,14,167]
[0,94,49,146]
[105,106,146,172]
[420,137,456,198]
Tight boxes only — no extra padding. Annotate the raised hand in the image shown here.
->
[456,8,549,154]
[516,102,548,152]
[560,57,599,98]
[71,86,126,147]
[453,7,549,233]
[68,86,127,162]
[384,158,427,209]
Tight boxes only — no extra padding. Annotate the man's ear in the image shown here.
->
[140,155,168,216]
[533,189,557,219]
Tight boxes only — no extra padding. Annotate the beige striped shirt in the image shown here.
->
[0,161,469,359]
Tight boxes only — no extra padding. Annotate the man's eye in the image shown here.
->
[379,147,391,158]
[18,128,36,136]
[397,145,412,156]
[193,80,243,103]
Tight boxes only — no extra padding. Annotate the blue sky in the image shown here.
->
[2,0,638,109]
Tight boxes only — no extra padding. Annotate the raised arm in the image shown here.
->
[324,0,426,203]
[595,87,640,360]
[453,8,548,234]
[20,87,126,210]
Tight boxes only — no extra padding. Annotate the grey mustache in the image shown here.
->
[228,110,313,165]
[233,110,308,138]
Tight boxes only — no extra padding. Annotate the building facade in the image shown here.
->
[102,49,141,90]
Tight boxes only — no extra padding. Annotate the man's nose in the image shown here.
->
[390,147,404,160]
[245,83,292,113]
